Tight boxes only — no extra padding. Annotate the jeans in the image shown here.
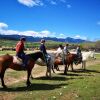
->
[16,52,28,66]
[44,54,51,65]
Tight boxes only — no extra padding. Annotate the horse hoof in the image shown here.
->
[30,76,34,80]
[64,73,67,75]
[27,83,32,88]
[3,85,7,89]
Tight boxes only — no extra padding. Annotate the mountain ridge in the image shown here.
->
[0,34,88,43]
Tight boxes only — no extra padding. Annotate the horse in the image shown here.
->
[54,53,79,75]
[31,53,55,78]
[81,51,96,70]
[0,51,45,88]
[71,50,96,70]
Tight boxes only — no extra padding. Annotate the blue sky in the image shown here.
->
[0,0,100,41]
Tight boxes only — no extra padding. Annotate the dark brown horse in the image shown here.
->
[54,53,79,74]
[0,51,45,88]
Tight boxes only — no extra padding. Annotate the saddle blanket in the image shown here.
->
[13,56,23,65]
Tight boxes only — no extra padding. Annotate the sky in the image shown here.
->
[0,0,100,41]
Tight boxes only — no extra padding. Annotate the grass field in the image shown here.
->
[0,52,100,100]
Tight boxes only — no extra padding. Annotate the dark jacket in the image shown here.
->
[40,43,47,54]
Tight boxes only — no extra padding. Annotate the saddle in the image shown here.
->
[13,56,23,65]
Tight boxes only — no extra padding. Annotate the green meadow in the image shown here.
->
[0,53,100,100]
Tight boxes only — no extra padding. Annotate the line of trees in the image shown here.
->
[0,40,100,52]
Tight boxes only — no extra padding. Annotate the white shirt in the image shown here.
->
[56,47,63,54]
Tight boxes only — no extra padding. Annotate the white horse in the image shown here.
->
[30,53,56,78]
[70,50,96,70]
[81,50,96,70]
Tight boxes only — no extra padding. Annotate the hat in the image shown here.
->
[20,37,26,41]
[41,39,45,43]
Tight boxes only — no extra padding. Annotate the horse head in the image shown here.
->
[28,51,45,62]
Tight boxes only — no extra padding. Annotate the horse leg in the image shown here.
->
[71,63,74,71]
[0,69,7,88]
[82,61,84,69]
[46,67,48,77]
[49,66,51,78]
[30,73,34,79]
[46,65,51,78]
[27,69,32,87]
[64,65,68,75]
[52,65,55,73]
[54,64,60,71]
[82,61,86,70]
[84,61,86,70]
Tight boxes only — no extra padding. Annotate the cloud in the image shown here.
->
[0,22,56,37]
[59,0,66,3]
[97,21,100,25]
[0,22,8,29]
[0,22,88,40]
[73,35,87,40]
[17,0,70,7]
[67,4,71,8]
[17,0,43,7]
[50,1,57,5]
[58,33,66,38]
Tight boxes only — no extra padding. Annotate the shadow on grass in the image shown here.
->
[34,76,67,81]
[72,69,100,74]
[0,83,67,92]
[58,73,86,78]
[58,71,94,77]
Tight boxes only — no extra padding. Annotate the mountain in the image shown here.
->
[0,34,87,43]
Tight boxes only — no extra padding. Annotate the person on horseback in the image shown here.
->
[56,44,65,64]
[40,39,51,65]
[76,45,82,63]
[16,37,27,67]
[64,43,70,55]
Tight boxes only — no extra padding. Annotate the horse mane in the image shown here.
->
[27,51,43,60]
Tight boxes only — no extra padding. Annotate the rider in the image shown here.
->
[76,45,82,56]
[40,39,51,65]
[56,44,65,64]
[76,45,82,63]
[16,37,27,67]
[64,43,70,55]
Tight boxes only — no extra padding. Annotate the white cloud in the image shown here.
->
[97,21,100,25]
[58,33,66,38]
[0,22,8,29]
[73,35,87,40]
[0,22,55,37]
[17,0,43,7]
[67,4,71,8]
[50,1,57,5]
[60,0,66,3]
[0,22,88,40]
[17,0,70,7]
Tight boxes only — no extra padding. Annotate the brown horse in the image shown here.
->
[54,53,79,75]
[0,51,45,88]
